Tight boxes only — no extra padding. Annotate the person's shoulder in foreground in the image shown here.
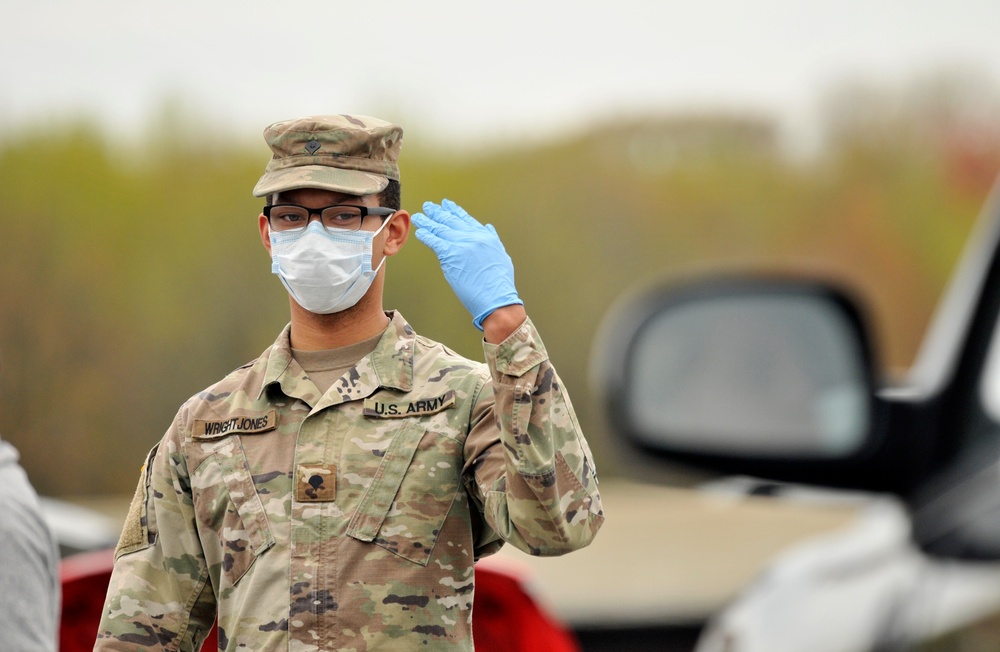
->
[96,112,602,652]
[0,434,60,652]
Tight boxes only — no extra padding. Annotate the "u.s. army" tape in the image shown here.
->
[362,391,456,418]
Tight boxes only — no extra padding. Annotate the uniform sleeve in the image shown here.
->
[95,415,216,651]
[464,317,604,557]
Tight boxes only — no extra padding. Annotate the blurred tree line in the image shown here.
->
[2,72,999,496]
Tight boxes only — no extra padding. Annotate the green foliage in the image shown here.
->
[1,78,998,495]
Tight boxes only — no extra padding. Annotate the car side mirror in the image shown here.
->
[595,277,883,481]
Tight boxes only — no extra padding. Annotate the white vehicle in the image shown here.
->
[593,177,1000,650]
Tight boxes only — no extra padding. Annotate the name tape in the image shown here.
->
[192,410,278,439]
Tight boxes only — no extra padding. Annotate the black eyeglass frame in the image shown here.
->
[263,203,396,232]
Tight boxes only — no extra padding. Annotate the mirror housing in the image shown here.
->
[595,276,891,488]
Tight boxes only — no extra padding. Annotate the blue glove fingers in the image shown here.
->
[440,198,483,230]
[411,210,447,233]
[412,218,448,254]
[411,212,447,241]
[425,199,491,235]
[421,201,470,232]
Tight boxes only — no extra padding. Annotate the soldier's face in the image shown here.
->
[258,187,410,266]
[258,188,388,257]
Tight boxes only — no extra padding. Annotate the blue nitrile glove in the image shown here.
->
[412,199,523,330]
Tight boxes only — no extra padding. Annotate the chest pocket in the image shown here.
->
[193,437,276,586]
[346,421,462,565]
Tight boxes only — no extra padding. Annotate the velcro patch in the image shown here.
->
[115,443,158,559]
[192,410,277,439]
[363,391,456,418]
[296,464,337,502]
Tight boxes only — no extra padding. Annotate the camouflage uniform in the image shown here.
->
[96,311,603,651]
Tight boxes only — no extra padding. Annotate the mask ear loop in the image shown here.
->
[371,210,396,238]
[369,211,397,275]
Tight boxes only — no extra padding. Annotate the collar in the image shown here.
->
[254,311,415,406]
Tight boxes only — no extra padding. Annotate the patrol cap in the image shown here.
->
[252,114,403,198]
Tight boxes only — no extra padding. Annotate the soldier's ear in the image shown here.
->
[382,211,409,257]
[259,214,272,255]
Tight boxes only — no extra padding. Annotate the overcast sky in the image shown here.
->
[3,0,1000,150]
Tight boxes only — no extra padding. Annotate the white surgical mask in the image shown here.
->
[269,217,391,314]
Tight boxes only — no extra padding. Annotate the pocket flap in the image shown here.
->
[346,422,426,542]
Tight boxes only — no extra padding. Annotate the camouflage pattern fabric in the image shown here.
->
[95,311,603,651]
[252,114,402,198]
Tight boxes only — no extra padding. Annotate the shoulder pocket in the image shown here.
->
[346,422,462,565]
[115,444,159,560]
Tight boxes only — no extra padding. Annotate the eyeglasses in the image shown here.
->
[263,204,396,232]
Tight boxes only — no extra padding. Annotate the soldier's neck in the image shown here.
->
[288,298,390,351]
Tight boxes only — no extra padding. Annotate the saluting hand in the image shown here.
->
[412,199,523,330]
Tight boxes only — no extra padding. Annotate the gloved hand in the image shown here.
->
[412,199,523,330]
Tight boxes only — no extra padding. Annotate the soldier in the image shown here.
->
[95,114,604,651]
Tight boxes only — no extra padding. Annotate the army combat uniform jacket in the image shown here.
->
[96,311,603,651]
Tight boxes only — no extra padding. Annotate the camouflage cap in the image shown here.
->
[252,114,403,198]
